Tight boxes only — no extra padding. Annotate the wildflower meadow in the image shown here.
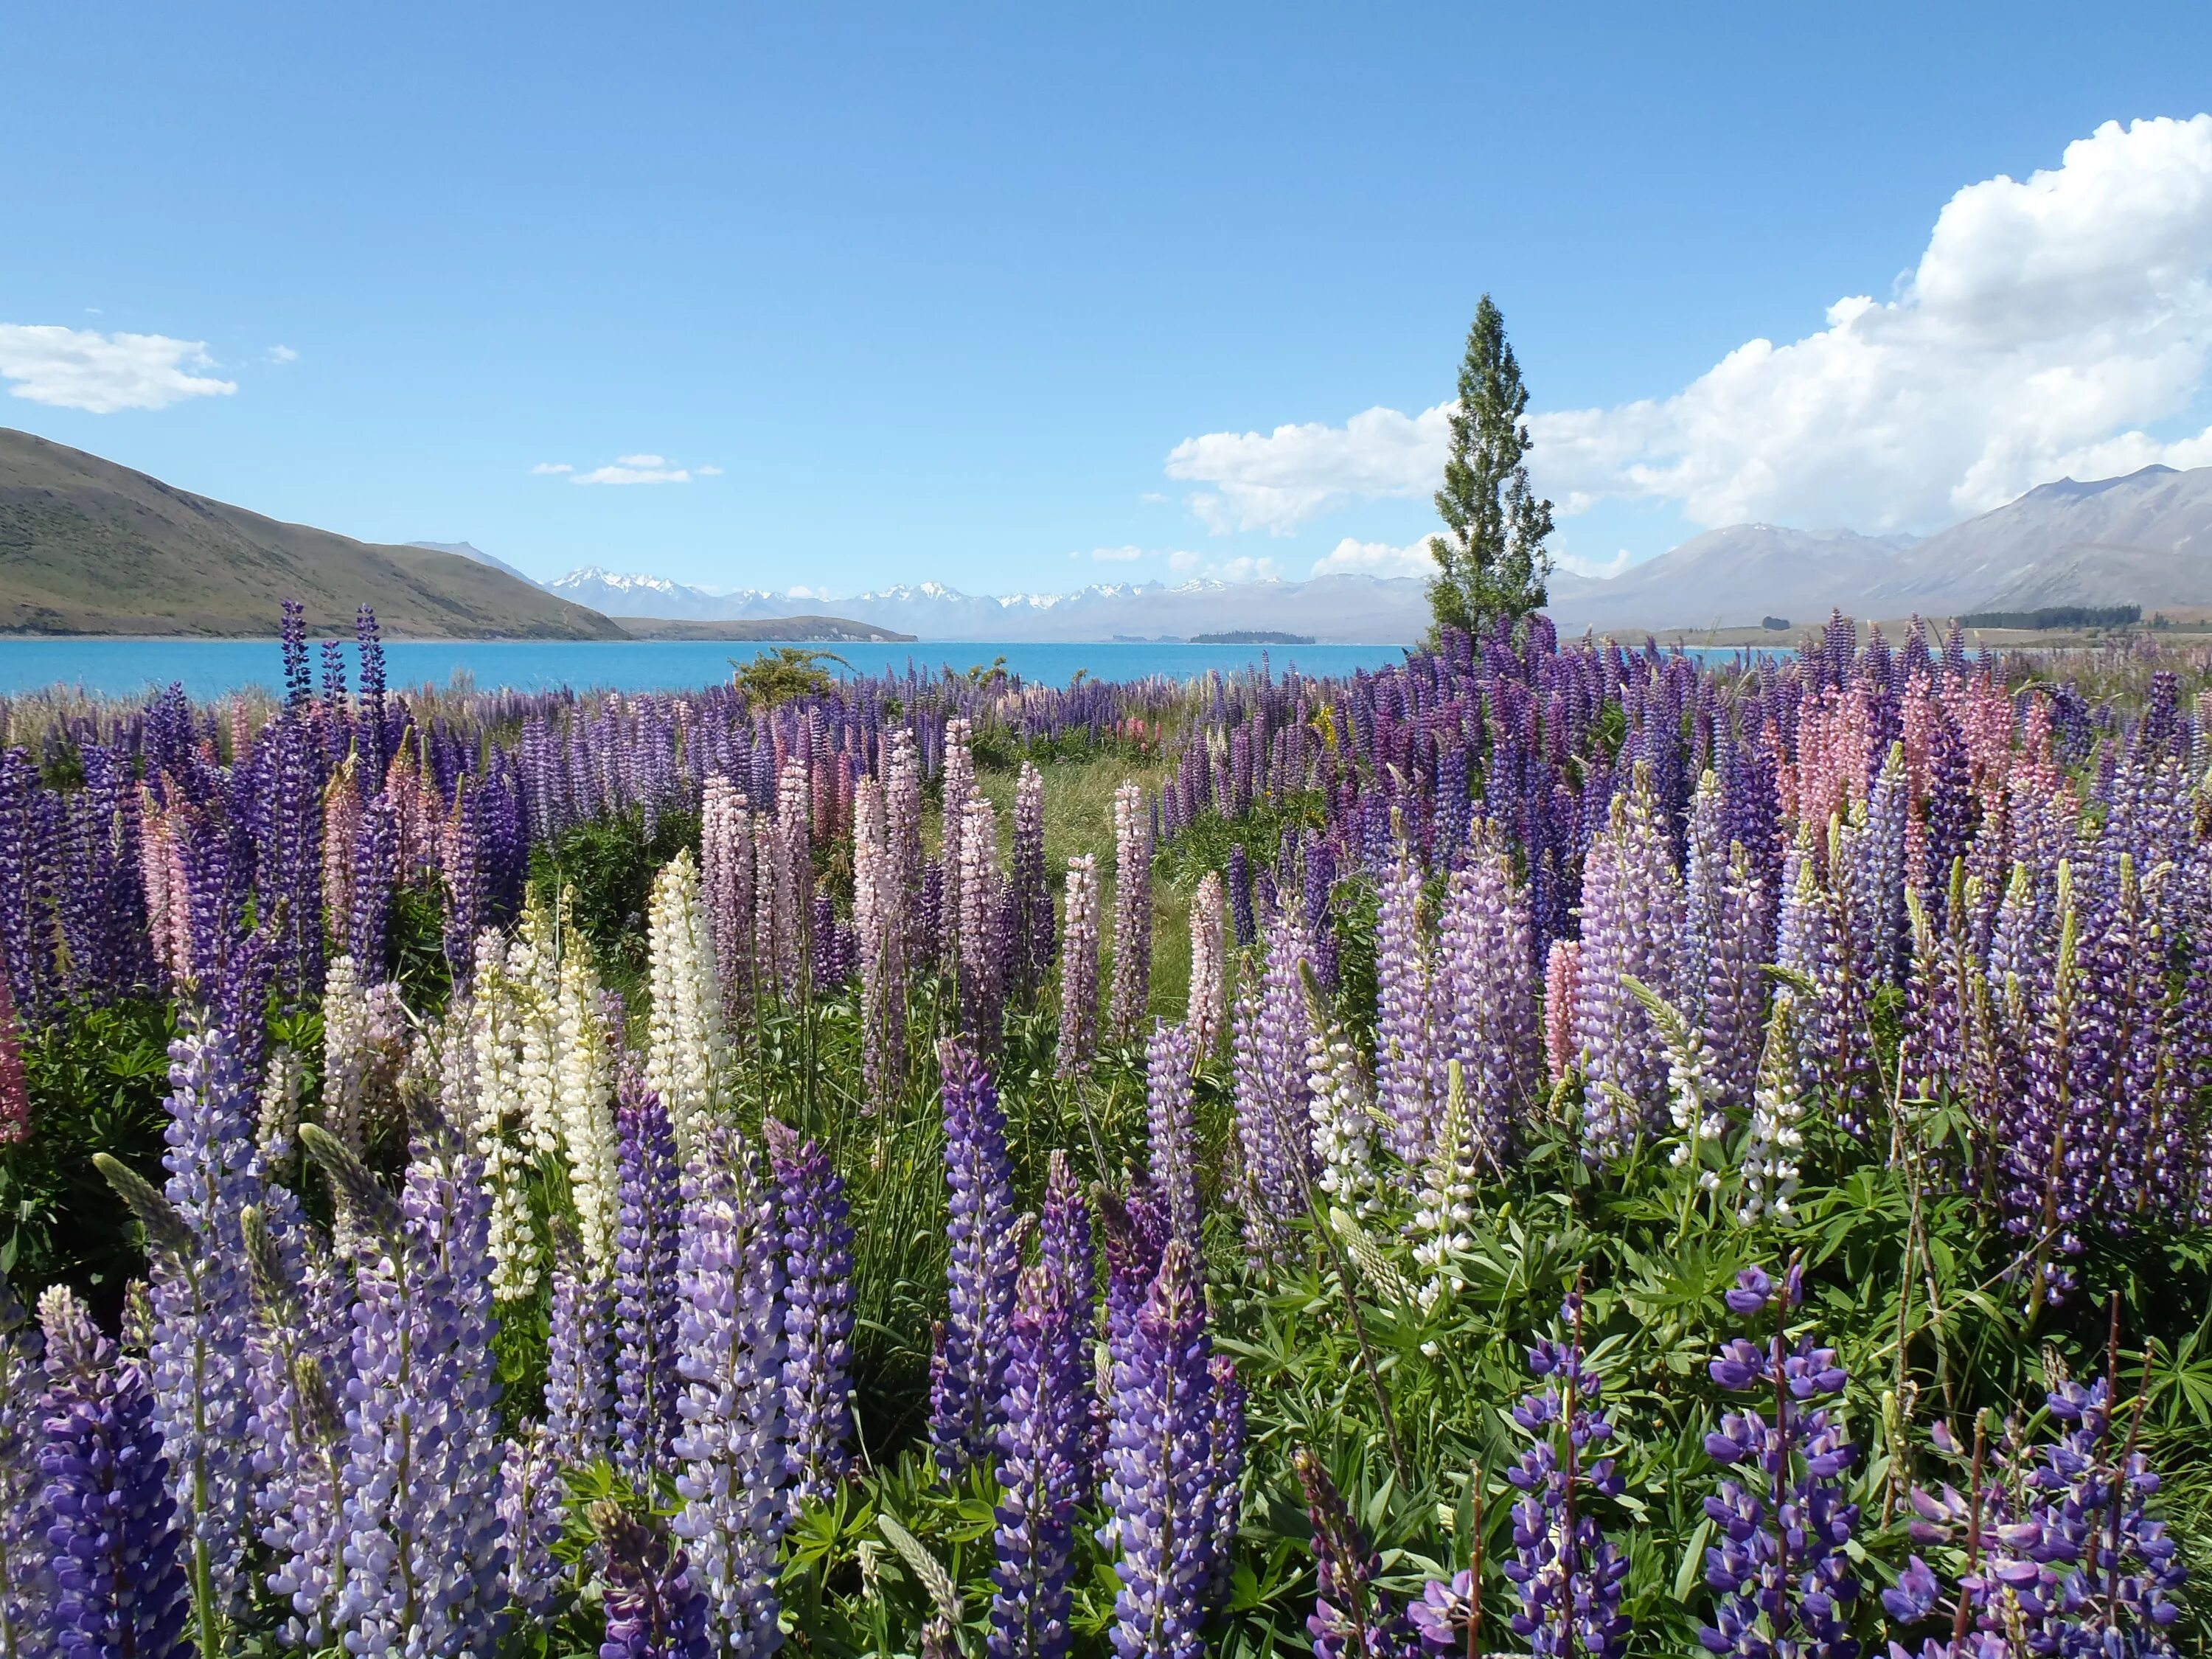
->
[0,602,2207,1658]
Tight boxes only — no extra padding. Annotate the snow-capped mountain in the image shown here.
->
[538,570,1433,641]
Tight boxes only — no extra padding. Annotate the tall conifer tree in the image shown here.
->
[1427,294,1554,640]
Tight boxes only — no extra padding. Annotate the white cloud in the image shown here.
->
[1167,115,2212,537]
[1169,550,1200,572]
[1088,545,1147,562]
[0,324,237,412]
[1166,403,1450,534]
[266,344,298,364]
[573,463,692,485]
[697,464,725,476]
[1309,535,1438,579]
[530,462,574,475]
[616,453,669,467]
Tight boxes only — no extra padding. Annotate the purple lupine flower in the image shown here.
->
[932,1040,1021,1480]
[0,1267,49,1657]
[765,1124,855,1502]
[501,1425,567,1621]
[1055,856,1101,1079]
[1296,1447,1419,1659]
[147,1023,262,1620]
[35,1286,192,1659]
[597,1502,712,1659]
[280,599,311,709]
[1501,1295,1631,1659]
[545,1225,616,1468]
[1010,761,1055,1002]
[1436,819,1540,1161]
[1376,844,1444,1169]
[355,605,388,782]
[990,1265,1085,1659]
[672,1123,787,1659]
[1700,1265,1860,1659]
[1226,844,1256,948]
[1229,904,1317,1262]
[1573,767,1684,1162]
[615,1080,685,1486]
[1145,1020,1201,1245]
[1304,833,1340,992]
[1109,782,1153,1045]
[1097,1239,1241,1659]
[312,1108,509,1655]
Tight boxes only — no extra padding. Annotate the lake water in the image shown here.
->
[0,637,1420,700]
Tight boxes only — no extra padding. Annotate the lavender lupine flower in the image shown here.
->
[1011,761,1055,1003]
[1055,855,1101,1079]
[0,1267,49,1659]
[1700,1265,1860,1659]
[1229,905,1317,1262]
[144,1023,263,1627]
[932,1040,1022,1481]
[990,1175,1095,1659]
[36,1286,192,1659]
[1186,872,1227,1060]
[1146,1021,1202,1245]
[701,775,758,1030]
[615,1080,686,1486]
[545,1227,617,1467]
[307,1106,509,1658]
[1109,781,1154,1045]
[1500,1295,1631,1659]
[1436,820,1540,1160]
[597,1502,712,1659]
[1295,1448,1419,1659]
[672,1123,787,1659]
[765,1124,855,1502]
[1225,844,1256,949]
[501,1425,567,1621]
[959,794,1008,1048]
[852,779,908,1113]
[1573,768,1685,1162]
[1097,1240,1242,1659]
[1375,844,1443,1169]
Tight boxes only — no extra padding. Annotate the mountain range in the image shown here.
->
[9,426,2212,642]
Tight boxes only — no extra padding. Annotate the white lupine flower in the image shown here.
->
[1738,992,1806,1225]
[1302,975,1383,1220]
[1407,1060,1481,1311]
[472,932,540,1301]
[649,849,726,1156]
[554,918,621,1267]
[321,953,372,1150]
[1626,976,1727,1193]
[512,899,564,1158]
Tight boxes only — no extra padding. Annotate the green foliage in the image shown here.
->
[1427,293,1555,642]
[731,646,847,709]
[1,998,178,1315]
[1151,792,1326,889]
[529,807,704,983]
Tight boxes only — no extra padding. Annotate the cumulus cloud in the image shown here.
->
[1166,404,1450,534]
[616,453,668,467]
[530,462,574,475]
[1169,115,2212,537]
[1554,547,1637,580]
[697,464,725,476]
[266,344,298,364]
[574,462,691,485]
[1088,545,1147,562]
[0,324,237,412]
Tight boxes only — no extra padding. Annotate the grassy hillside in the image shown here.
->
[0,428,625,638]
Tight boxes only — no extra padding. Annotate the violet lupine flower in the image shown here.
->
[1,1267,49,1658]
[1700,1265,1860,1659]
[932,1040,1022,1481]
[672,1123,787,1659]
[1500,1295,1631,1659]
[1108,782,1153,1046]
[615,1079,686,1486]
[1097,1240,1242,1659]
[765,1123,855,1503]
[597,1502,712,1659]
[545,1225,617,1468]
[959,794,1008,1048]
[1295,1447,1419,1659]
[35,1286,192,1659]
[1573,768,1685,1162]
[355,605,388,780]
[1055,855,1101,1079]
[1226,844,1256,949]
[147,1023,263,1620]
[1375,844,1443,1169]
[1304,834,1340,993]
[1229,905,1317,1263]
[1436,820,1540,1160]
[1145,1020,1201,1245]
[1186,872,1227,1060]
[1010,761,1055,1003]
[990,1177,1094,1659]
[306,1110,509,1657]
[701,775,758,1029]
[501,1425,567,1621]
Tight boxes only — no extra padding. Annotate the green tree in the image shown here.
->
[1427,294,1554,641]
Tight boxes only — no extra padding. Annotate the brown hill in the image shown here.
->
[0,428,624,638]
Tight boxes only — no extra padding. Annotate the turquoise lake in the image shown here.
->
[0,637,1418,699]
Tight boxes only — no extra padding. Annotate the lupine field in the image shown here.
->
[1,603,2208,1659]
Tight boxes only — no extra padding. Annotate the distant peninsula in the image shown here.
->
[1190,629,1315,645]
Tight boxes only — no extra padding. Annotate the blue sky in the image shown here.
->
[5,4,2212,596]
